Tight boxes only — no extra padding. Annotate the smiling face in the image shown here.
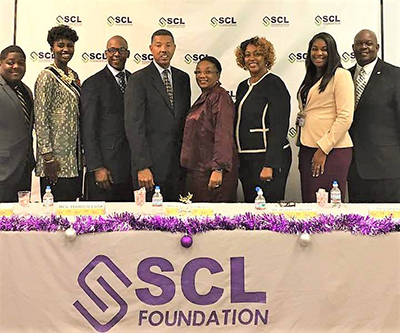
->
[150,35,176,69]
[106,36,129,71]
[310,38,328,73]
[195,60,220,92]
[52,38,75,68]
[244,44,267,77]
[0,52,26,86]
[353,30,379,67]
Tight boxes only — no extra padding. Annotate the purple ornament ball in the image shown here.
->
[180,235,193,248]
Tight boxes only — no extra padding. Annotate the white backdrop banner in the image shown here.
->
[383,0,400,66]
[0,0,15,51]
[15,0,381,202]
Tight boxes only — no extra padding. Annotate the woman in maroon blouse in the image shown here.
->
[181,56,238,202]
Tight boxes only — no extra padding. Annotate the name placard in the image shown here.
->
[269,207,317,219]
[0,204,14,216]
[56,202,106,216]
[165,205,214,217]
[369,206,400,219]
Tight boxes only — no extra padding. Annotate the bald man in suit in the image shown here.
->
[348,29,400,202]
[0,45,34,202]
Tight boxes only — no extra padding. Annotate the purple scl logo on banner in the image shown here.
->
[73,255,132,332]
[74,256,268,330]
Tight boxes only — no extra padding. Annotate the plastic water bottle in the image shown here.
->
[255,187,266,210]
[43,186,54,214]
[330,181,341,208]
[152,186,163,207]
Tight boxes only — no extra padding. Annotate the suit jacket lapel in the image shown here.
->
[0,76,28,124]
[355,58,382,110]
[149,62,174,114]
[104,66,124,98]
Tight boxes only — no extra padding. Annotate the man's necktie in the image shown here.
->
[116,71,126,94]
[355,67,367,107]
[14,85,30,127]
[162,69,174,106]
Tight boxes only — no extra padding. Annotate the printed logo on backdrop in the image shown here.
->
[341,51,356,63]
[262,16,290,27]
[29,51,54,62]
[288,52,307,63]
[132,53,153,65]
[210,17,237,27]
[184,53,208,65]
[56,15,82,26]
[288,127,297,139]
[314,15,341,26]
[159,17,186,28]
[74,255,268,332]
[107,16,133,26]
[81,52,107,63]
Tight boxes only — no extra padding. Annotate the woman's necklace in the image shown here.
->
[53,63,75,84]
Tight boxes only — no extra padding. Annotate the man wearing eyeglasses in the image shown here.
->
[124,29,191,201]
[81,35,133,201]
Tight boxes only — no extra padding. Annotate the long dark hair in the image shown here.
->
[299,32,342,95]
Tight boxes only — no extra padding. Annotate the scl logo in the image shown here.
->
[29,51,54,62]
[262,16,289,27]
[288,127,297,138]
[133,53,153,64]
[81,52,107,63]
[341,51,355,63]
[314,15,341,26]
[56,15,82,26]
[184,53,207,64]
[107,16,133,26]
[159,17,186,27]
[210,17,237,27]
[288,52,307,63]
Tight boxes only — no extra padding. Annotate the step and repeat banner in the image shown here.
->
[0,0,14,51]
[383,0,400,65]
[11,0,381,201]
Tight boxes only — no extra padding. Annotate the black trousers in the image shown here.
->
[348,161,400,203]
[239,148,292,203]
[84,172,133,202]
[0,163,32,203]
[40,173,83,202]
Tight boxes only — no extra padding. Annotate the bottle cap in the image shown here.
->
[46,186,51,190]
[155,186,160,191]
[333,181,338,186]
[255,187,263,195]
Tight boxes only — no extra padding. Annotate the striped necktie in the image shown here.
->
[162,69,174,106]
[116,71,126,94]
[14,85,31,127]
[355,67,367,107]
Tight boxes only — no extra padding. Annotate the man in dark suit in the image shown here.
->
[125,29,191,201]
[81,36,133,201]
[0,45,35,202]
[348,29,400,202]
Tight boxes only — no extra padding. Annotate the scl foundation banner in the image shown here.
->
[1,230,398,332]
[0,0,14,51]
[15,0,380,202]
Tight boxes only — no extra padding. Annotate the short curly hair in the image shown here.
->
[47,25,79,47]
[234,36,276,71]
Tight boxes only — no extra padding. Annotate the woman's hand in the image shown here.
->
[260,167,273,182]
[312,148,327,177]
[44,159,60,184]
[208,171,223,190]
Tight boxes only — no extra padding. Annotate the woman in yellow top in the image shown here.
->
[297,32,354,202]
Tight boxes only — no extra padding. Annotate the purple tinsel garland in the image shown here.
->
[0,212,398,236]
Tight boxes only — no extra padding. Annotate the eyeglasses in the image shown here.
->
[194,70,219,76]
[278,201,296,207]
[106,47,129,55]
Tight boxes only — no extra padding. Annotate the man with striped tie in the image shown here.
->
[0,45,35,202]
[348,29,400,202]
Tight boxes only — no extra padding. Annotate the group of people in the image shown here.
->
[0,26,399,204]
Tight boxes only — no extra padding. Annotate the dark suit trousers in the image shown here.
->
[85,172,133,202]
[348,161,400,203]
[0,163,32,203]
[239,148,292,203]
[299,146,352,203]
[40,174,82,202]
